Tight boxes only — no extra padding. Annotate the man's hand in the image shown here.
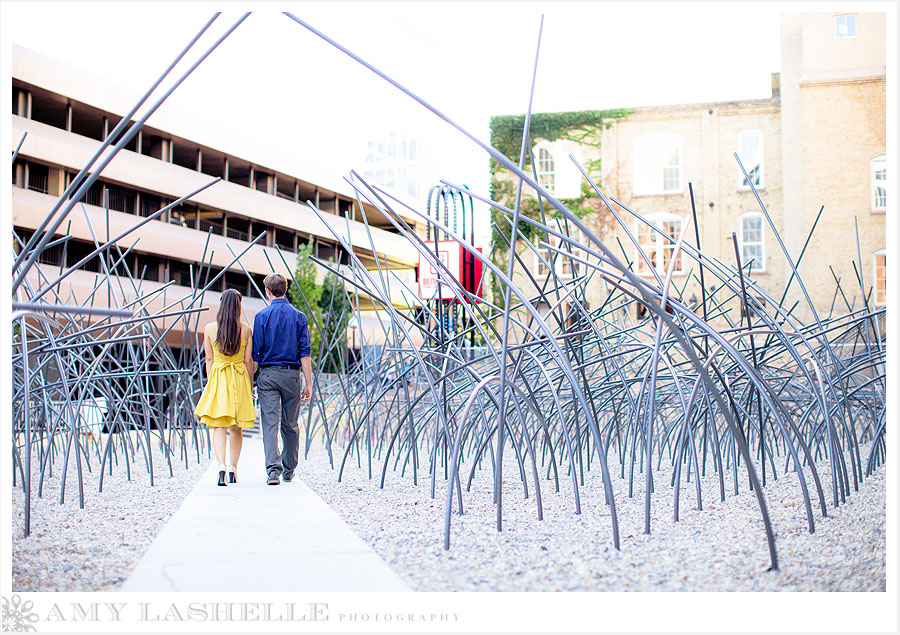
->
[301,356,313,402]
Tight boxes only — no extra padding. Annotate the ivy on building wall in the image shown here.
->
[489,110,630,162]
[487,109,631,305]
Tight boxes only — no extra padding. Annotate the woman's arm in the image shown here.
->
[203,324,213,379]
[243,323,256,376]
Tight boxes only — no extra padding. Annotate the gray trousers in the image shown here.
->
[257,367,302,478]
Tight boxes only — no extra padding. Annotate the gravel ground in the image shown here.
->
[9,433,885,593]
[300,442,886,592]
[11,439,210,592]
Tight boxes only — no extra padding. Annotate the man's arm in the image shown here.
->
[251,312,264,363]
[300,356,312,402]
[299,312,313,401]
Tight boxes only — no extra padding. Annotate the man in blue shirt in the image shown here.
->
[252,273,313,485]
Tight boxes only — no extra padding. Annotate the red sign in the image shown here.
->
[418,240,483,303]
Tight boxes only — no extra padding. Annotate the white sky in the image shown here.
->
[1,2,897,626]
[0,1,845,246]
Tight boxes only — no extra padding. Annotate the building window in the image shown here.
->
[198,211,224,236]
[537,240,552,276]
[873,250,886,307]
[737,130,765,190]
[633,133,682,195]
[274,227,295,251]
[537,147,556,194]
[871,155,886,211]
[530,139,582,199]
[136,254,160,282]
[82,181,106,208]
[739,213,766,273]
[27,162,49,194]
[362,132,420,200]
[536,225,585,278]
[835,14,857,38]
[139,193,166,218]
[106,184,136,215]
[636,213,684,276]
[38,243,64,267]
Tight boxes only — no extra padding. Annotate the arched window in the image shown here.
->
[537,146,556,194]
[531,139,583,199]
[871,155,886,211]
[873,250,886,307]
[633,133,682,195]
[738,212,766,273]
[635,213,684,276]
[737,130,764,190]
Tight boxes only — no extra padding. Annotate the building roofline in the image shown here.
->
[10,44,378,208]
[489,95,781,124]
[628,95,780,115]
[490,72,783,120]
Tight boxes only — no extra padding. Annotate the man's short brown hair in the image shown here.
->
[264,273,287,298]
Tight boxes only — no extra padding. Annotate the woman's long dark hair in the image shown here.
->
[216,289,242,356]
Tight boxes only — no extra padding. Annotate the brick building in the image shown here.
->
[493,11,886,320]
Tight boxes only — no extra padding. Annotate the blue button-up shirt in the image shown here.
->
[252,298,312,366]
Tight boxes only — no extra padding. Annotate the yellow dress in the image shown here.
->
[194,338,255,428]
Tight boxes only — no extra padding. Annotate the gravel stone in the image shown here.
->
[11,442,209,592]
[300,442,886,592]
[10,436,884,592]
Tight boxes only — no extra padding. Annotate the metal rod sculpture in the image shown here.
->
[10,13,252,536]
[282,12,886,571]
[10,12,885,577]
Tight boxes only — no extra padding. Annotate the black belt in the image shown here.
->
[261,364,300,370]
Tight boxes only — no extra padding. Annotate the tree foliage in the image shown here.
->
[486,109,632,307]
[287,240,323,363]
[287,240,351,373]
[317,270,352,374]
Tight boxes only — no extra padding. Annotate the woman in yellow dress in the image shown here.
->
[194,289,256,486]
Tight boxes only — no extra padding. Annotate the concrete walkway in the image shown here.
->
[120,437,410,592]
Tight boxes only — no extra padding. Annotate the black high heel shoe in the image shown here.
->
[217,469,227,486]
[228,466,237,484]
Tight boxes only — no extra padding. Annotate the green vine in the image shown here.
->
[487,109,631,306]
[489,109,630,162]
